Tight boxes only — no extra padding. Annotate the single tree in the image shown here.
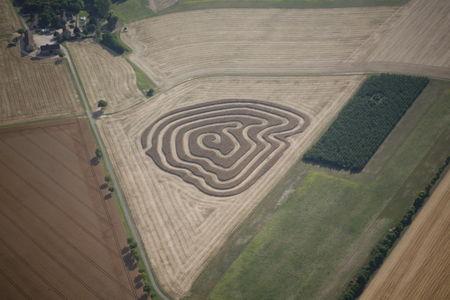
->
[86,23,96,34]
[108,186,114,193]
[97,99,108,108]
[146,89,154,97]
[17,28,26,35]
[131,248,139,259]
[95,148,103,159]
[107,14,118,31]
[143,285,151,293]
[104,175,111,182]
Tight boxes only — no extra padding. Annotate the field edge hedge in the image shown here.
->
[338,155,450,300]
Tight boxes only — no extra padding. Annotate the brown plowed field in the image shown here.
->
[122,7,394,88]
[0,119,141,299]
[361,169,450,300]
[0,0,81,125]
[68,40,145,112]
[97,75,364,298]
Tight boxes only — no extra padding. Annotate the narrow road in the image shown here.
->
[62,45,171,300]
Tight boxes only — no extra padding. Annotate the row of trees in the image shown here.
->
[126,237,157,298]
[95,139,156,299]
[339,155,450,300]
[303,74,429,172]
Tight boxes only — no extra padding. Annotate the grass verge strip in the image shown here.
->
[339,155,450,300]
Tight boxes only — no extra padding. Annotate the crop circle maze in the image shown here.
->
[141,99,310,197]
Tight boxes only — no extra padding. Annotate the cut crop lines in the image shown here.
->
[0,120,137,299]
[142,99,310,196]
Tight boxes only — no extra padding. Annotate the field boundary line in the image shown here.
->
[103,62,450,117]
[63,44,172,300]
[74,118,139,299]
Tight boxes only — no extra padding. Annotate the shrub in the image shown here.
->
[100,32,128,55]
[143,285,151,293]
[98,99,108,108]
[95,148,102,159]
[86,23,96,34]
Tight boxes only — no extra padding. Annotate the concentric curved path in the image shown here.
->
[142,99,310,196]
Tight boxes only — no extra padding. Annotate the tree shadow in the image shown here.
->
[138,295,148,300]
[134,274,142,283]
[104,193,112,200]
[99,183,108,189]
[92,110,103,119]
[135,281,143,289]
[122,246,130,255]
[90,157,99,166]
[123,252,137,270]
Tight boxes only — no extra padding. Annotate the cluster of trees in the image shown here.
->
[339,155,450,300]
[16,0,112,28]
[303,74,429,172]
[18,0,82,28]
[100,32,128,54]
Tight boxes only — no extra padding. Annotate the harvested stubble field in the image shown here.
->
[0,42,82,124]
[0,0,81,125]
[122,7,394,88]
[68,40,146,113]
[348,0,450,69]
[0,119,138,299]
[361,169,450,300]
[0,0,19,36]
[97,75,364,298]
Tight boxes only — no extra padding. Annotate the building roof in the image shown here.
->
[40,43,60,51]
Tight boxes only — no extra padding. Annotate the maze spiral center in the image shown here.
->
[141,99,310,197]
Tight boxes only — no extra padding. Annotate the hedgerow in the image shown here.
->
[339,155,450,300]
[303,74,429,172]
[100,32,129,55]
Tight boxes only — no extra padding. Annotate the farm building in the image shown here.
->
[40,43,60,56]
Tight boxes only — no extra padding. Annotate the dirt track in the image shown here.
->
[361,169,450,300]
[0,119,141,299]
[97,75,363,298]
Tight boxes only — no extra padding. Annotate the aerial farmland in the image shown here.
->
[1,0,449,299]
